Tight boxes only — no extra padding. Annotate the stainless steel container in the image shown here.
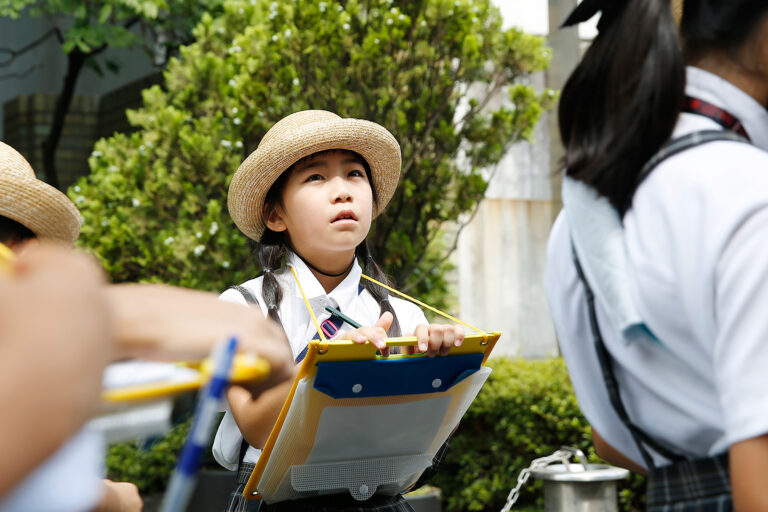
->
[530,463,629,512]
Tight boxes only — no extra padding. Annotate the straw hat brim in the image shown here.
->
[228,117,401,242]
[0,169,80,244]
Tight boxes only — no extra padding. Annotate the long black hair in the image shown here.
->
[257,150,402,338]
[559,0,768,215]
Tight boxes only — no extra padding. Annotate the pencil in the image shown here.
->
[325,305,362,329]
[159,336,238,512]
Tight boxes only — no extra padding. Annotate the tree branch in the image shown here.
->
[402,192,485,292]
[0,64,41,81]
[0,28,62,67]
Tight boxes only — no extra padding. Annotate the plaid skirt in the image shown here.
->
[224,463,415,512]
[646,452,732,512]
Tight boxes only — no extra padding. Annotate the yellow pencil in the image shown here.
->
[0,242,14,274]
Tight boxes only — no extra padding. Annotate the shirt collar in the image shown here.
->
[685,66,768,152]
[286,252,363,316]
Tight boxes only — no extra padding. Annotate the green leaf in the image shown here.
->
[98,4,113,24]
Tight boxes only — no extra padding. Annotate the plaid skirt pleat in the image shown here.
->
[225,463,261,512]
[647,453,732,512]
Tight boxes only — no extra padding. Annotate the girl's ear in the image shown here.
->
[265,207,287,233]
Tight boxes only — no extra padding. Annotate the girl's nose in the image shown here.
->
[332,179,352,203]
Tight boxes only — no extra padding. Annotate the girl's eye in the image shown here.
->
[348,169,365,178]
[305,174,324,182]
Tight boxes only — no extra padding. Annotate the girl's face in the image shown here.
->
[266,150,373,266]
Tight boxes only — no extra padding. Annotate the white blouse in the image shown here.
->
[545,67,768,468]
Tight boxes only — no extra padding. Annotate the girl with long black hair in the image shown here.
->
[546,0,768,509]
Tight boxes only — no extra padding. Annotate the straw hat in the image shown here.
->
[0,141,80,245]
[228,110,401,242]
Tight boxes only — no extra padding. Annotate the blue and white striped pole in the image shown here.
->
[160,336,238,512]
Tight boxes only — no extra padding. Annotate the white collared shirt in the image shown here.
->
[545,67,768,468]
[214,253,428,466]
[0,427,103,512]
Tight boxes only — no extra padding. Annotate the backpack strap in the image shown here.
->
[228,284,261,306]
[227,284,261,471]
[635,130,749,192]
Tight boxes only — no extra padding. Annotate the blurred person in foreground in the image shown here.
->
[0,141,293,511]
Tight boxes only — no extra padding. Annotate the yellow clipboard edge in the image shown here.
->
[101,354,271,404]
[243,346,319,500]
[242,331,500,501]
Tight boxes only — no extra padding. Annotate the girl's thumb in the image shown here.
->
[376,311,394,332]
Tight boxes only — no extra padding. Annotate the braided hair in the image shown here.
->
[257,149,402,338]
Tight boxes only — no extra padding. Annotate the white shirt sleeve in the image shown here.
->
[714,205,768,445]
[389,296,428,335]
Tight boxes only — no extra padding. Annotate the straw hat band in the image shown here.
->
[228,111,401,242]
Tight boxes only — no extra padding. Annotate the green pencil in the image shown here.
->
[325,305,362,329]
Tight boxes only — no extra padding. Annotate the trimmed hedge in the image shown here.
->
[433,358,646,511]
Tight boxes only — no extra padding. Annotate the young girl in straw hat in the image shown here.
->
[214,110,465,511]
[0,141,142,512]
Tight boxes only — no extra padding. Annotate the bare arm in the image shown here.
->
[105,283,294,394]
[0,245,112,497]
[591,427,647,475]
[730,434,768,511]
[226,372,297,448]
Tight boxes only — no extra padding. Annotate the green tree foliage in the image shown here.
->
[433,358,645,512]
[73,0,554,295]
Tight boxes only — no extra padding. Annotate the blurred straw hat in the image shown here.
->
[0,141,80,244]
[228,110,401,242]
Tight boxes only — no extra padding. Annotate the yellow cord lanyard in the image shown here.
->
[289,265,483,344]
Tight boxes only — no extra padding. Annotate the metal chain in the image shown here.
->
[500,448,578,512]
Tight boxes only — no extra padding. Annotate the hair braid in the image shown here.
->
[257,231,290,330]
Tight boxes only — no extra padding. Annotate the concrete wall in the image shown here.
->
[455,0,585,358]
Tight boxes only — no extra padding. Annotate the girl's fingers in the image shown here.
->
[344,328,367,344]
[376,311,394,332]
[454,326,465,347]
[415,324,429,352]
[439,327,455,356]
[360,326,387,350]
[427,324,445,357]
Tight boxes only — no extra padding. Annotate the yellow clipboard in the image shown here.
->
[101,353,271,403]
[242,331,500,502]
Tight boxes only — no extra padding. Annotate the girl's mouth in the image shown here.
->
[332,211,358,223]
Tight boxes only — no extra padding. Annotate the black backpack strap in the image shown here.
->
[636,130,749,191]
[572,251,685,469]
[228,285,261,307]
[227,284,261,470]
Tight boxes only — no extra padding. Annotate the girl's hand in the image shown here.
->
[344,311,393,355]
[409,323,465,357]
